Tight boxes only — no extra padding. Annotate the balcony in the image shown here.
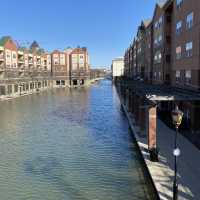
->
[0,54,4,61]
[18,58,24,64]
[29,59,33,64]
[71,72,78,77]
[80,72,86,76]
[18,51,24,56]
[19,66,25,72]
[0,65,5,71]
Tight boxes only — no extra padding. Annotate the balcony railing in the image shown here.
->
[19,66,25,71]
[18,59,24,63]
[0,65,5,71]
[0,54,4,60]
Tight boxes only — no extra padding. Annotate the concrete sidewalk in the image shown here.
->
[123,104,200,200]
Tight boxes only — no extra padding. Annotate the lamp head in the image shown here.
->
[172,105,183,127]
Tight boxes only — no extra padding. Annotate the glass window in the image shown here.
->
[159,16,163,24]
[158,72,161,80]
[185,42,193,57]
[158,53,162,60]
[154,51,162,64]
[176,46,182,59]
[0,86,6,95]
[158,16,163,28]
[158,35,162,43]
[186,12,193,29]
[60,54,65,65]
[176,0,183,8]
[176,70,181,82]
[176,21,182,35]
[14,85,18,93]
[185,70,191,84]
[185,70,191,78]
[54,59,59,65]
[154,22,158,29]
[154,72,156,80]
[154,54,157,61]
[7,85,12,94]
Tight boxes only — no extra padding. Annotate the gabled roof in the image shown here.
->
[152,2,164,21]
[30,41,40,49]
[0,36,12,46]
[143,19,152,28]
[157,0,168,8]
[152,0,172,21]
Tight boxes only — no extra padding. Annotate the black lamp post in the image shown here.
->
[171,105,183,200]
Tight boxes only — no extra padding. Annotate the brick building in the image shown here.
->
[123,0,200,131]
[111,57,124,81]
[171,0,200,90]
[51,50,69,87]
[0,36,91,97]
[0,37,51,96]
[68,47,90,86]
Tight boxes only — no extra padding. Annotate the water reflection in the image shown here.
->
[0,80,152,200]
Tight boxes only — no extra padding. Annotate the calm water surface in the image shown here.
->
[0,80,154,200]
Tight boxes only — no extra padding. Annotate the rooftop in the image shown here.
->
[157,0,168,8]
[0,36,12,46]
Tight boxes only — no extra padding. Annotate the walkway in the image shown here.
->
[123,104,200,200]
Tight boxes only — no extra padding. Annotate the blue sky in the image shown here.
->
[0,0,158,68]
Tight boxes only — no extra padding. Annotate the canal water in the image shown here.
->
[0,80,155,200]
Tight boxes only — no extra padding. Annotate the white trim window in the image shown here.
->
[186,12,193,30]
[176,21,182,35]
[185,41,193,57]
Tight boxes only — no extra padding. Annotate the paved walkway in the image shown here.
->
[123,104,200,200]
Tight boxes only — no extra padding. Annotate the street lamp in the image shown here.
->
[171,105,183,200]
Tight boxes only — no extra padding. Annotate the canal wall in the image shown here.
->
[121,103,160,200]
[68,78,104,88]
